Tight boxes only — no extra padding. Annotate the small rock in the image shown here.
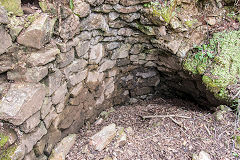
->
[103,156,113,160]
[116,127,127,147]
[89,123,117,151]
[95,118,104,125]
[49,134,77,160]
[214,110,224,121]
[193,151,212,160]
[125,127,134,136]
[205,17,216,26]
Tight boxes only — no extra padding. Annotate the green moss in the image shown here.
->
[0,145,17,160]
[39,1,48,12]
[136,23,155,35]
[0,134,8,148]
[150,0,177,24]
[184,30,240,101]
[0,134,16,160]
[0,0,23,16]
[184,19,198,28]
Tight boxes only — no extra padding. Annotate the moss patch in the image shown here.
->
[0,134,8,147]
[183,30,240,101]
[0,133,16,160]
[0,0,23,16]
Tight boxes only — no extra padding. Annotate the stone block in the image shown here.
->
[89,43,105,64]
[27,47,60,67]
[0,5,9,24]
[89,123,116,151]
[80,13,109,32]
[111,44,131,59]
[20,111,41,133]
[57,48,75,68]
[49,134,77,160]
[0,83,46,125]
[21,122,47,153]
[52,82,67,105]
[0,26,12,55]
[17,14,51,49]
[76,41,90,58]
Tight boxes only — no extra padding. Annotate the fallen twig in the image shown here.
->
[169,117,187,130]
[142,114,191,119]
[204,124,211,136]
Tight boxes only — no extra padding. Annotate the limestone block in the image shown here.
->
[44,108,58,129]
[89,43,105,64]
[0,26,12,55]
[89,123,116,151]
[78,31,92,41]
[108,12,119,21]
[20,111,41,133]
[99,60,116,72]
[69,69,88,86]
[41,97,53,119]
[27,47,60,67]
[23,150,37,160]
[80,13,109,32]
[45,68,63,96]
[70,82,83,97]
[86,71,104,89]
[105,0,120,5]
[17,14,51,49]
[57,48,75,68]
[86,0,104,6]
[7,66,48,83]
[0,0,23,16]
[94,4,113,13]
[52,82,68,105]
[111,44,131,59]
[0,83,46,125]
[113,4,142,13]
[21,122,47,153]
[120,0,151,6]
[105,42,120,51]
[64,59,88,77]
[0,5,9,24]
[76,41,90,58]
[73,1,90,18]
[49,134,77,160]
[60,14,80,41]
[0,53,14,73]
[118,28,134,36]
[56,37,79,53]
[120,13,141,22]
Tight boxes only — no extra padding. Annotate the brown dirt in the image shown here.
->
[66,97,240,160]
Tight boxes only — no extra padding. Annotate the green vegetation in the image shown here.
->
[0,0,23,16]
[0,134,16,160]
[0,134,8,147]
[183,30,240,101]
[145,0,177,23]
[184,19,198,28]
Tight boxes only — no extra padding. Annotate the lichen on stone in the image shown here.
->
[183,30,240,101]
[0,134,8,147]
[0,134,16,160]
[0,0,23,16]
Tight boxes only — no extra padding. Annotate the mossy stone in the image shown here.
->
[0,0,23,16]
[184,30,240,101]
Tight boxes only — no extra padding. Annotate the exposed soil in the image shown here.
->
[66,97,240,160]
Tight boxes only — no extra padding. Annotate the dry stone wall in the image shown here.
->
[0,0,220,159]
